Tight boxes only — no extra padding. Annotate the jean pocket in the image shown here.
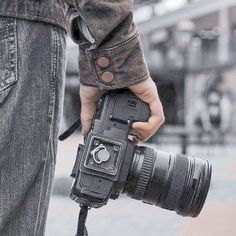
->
[0,18,17,104]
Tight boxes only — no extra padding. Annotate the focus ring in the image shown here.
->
[133,147,154,200]
[164,154,189,210]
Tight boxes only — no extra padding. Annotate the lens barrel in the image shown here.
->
[124,146,212,217]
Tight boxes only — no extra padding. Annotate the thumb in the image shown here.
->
[80,99,97,136]
[80,85,104,136]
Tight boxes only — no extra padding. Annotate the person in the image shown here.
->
[0,1,164,235]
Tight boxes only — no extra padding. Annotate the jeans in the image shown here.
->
[0,17,66,236]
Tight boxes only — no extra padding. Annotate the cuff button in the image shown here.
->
[101,71,114,83]
[97,57,110,68]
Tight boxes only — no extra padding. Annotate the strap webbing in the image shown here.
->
[76,205,89,236]
[59,118,81,141]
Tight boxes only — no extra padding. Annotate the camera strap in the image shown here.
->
[76,204,90,236]
[59,118,81,141]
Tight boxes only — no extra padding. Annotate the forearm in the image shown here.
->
[65,0,150,89]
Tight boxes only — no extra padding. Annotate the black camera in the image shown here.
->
[70,90,212,217]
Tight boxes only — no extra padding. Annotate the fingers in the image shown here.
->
[80,85,104,136]
[80,78,165,143]
[132,114,165,143]
[129,78,165,142]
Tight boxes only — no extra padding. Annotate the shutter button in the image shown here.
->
[97,57,110,68]
[101,71,114,83]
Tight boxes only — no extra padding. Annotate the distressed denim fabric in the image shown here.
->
[0,0,67,31]
[66,1,150,89]
[0,17,66,236]
[0,0,150,90]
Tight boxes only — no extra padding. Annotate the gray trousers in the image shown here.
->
[0,17,66,236]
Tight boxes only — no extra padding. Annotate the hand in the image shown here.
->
[80,85,104,136]
[129,78,165,143]
[80,78,165,142]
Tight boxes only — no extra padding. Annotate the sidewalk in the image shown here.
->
[46,135,236,236]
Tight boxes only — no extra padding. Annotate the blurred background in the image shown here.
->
[46,0,236,235]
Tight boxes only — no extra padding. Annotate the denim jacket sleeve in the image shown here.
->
[65,0,150,90]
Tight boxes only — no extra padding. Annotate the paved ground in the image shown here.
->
[45,135,236,236]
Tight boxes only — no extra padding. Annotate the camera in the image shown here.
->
[70,90,212,217]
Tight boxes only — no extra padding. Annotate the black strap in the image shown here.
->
[76,205,89,236]
[59,118,81,141]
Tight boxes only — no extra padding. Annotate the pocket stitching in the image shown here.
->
[0,18,17,93]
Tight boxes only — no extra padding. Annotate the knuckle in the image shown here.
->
[161,115,166,124]
[158,115,165,125]
[147,127,154,133]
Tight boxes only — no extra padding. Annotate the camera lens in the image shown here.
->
[123,146,212,217]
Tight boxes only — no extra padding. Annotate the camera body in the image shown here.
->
[71,90,150,208]
[71,90,212,217]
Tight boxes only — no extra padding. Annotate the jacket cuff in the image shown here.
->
[66,9,83,44]
[79,33,150,90]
